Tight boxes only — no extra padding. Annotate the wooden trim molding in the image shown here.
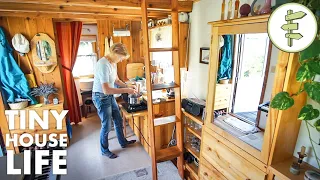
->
[0,0,193,12]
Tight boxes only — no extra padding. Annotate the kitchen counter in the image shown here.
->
[117,94,176,156]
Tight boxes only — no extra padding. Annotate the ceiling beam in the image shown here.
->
[0,11,142,21]
[0,0,193,12]
[0,2,169,18]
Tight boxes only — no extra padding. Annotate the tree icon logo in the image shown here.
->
[268,3,318,53]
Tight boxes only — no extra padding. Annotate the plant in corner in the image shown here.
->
[30,83,58,105]
[270,0,320,169]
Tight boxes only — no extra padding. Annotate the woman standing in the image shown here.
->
[92,43,136,159]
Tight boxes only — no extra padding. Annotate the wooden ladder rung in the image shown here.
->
[149,48,179,52]
[152,82,180,90]
[156,146,182,162]
[154,115,177,126]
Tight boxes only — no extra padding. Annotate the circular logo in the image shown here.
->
[268,3,318,53]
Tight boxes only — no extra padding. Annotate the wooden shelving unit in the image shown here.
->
[182,109,203,180]
[186,125,201,139]
[185,162,199,180]
[152,82,179,90]
[185,143,200,159]
[182,109,204,125]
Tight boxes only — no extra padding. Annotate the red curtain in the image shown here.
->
[55,22,82,124]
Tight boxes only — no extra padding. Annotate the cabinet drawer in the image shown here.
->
[214,97,229,106]
[202,132,266,180]
[215,84,232,98]
[9,104,65,130]
[200,156,227,180]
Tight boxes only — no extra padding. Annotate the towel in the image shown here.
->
[104,36,110,56]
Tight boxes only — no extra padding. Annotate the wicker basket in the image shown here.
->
[8,101,28,110]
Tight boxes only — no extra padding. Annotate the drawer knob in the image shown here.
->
[208,147,212,151]
[204,172,208,176]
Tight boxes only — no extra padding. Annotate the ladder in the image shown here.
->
[141,0,184,179]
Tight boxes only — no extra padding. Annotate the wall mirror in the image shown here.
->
[211,32,273,152]
[31,33,57,73]
[36,40,52,61]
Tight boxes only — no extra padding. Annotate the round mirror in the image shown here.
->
[36,40,52,61]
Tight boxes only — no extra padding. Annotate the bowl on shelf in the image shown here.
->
[219,79,229,84]
[8,101,28,110]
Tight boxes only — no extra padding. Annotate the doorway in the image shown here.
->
[231,33,271,125]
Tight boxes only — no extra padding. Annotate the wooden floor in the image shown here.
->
[61,113,151,180]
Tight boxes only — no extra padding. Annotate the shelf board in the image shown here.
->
[156,146,181,162]
[148,24,171,30]
[149,48,179,52]
[185,162,199,180]
[154,115,176,126]
[208,14,270,27]
[182,109,204,125]
[152,82,179,90]
[269,157,320,180]
[185,143,200,160]
[186,125,201,139]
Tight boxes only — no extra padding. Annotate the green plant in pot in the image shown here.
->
[270,1,320,169]
[30,83,58,105]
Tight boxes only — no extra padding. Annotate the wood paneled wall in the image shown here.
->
[0,16,64,103]
[97,20,143,81]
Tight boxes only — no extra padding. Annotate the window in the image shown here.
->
[231,33,270,125]
[72,41,97,77]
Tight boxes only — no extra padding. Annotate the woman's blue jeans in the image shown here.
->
[92,92,127,155]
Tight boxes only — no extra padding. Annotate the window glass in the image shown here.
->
[73,41,97,77]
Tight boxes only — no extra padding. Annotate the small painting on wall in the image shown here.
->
[199,47,210,64]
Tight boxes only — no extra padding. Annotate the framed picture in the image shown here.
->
[199,47,210,64]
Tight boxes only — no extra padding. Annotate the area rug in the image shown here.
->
[98,161,181,180]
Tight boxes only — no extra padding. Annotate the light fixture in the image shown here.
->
[113,24,131,37]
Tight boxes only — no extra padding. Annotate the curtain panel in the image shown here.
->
[55,22,83,124]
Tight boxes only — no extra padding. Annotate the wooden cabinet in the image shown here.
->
[121,100,176,156]
[214,84,231,111]
[6,103,67,153]
[200,156,227,180]
[202,130,266,180]
[198,15,309,180]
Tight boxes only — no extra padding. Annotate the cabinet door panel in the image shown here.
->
[202,132,266,180]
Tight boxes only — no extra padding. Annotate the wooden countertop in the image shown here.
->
[268,157,320,180]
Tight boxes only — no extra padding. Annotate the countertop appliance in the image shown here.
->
[121,93,147,113]
[182,98,206,117]
[121,101,147,113]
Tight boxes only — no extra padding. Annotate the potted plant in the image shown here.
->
[30,83,58,105]
[270,0,320,169]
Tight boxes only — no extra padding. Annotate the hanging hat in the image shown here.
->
[12,33,30,54]
[219,35,225,48]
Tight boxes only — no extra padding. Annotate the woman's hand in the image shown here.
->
[125,88,137,95]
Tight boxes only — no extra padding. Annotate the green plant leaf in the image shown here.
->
[307,59,320,74]
[296,64,316,82]
[298,104,320,120]
[308,0,320,10]
[270,92,294,110]
[300,39,320,62]
[314,119,320,132]
[304,82,320,103]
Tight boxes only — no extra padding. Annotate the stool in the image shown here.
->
[84,98,94,117]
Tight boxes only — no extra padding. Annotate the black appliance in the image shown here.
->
[121,93,148,113]
[121,101,147,113]
[182,98,206,117]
